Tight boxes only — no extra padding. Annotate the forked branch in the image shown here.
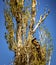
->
[33,10,50,33]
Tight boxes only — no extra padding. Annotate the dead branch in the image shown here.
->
[33,10,50,33]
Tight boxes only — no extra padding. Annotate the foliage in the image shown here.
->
[38,24,53,64]
[4,0,53,65]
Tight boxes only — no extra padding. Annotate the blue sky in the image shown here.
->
[0,0,56,65]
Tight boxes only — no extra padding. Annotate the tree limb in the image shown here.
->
[33,10,50,33]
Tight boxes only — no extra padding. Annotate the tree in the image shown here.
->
[4,0,53,65]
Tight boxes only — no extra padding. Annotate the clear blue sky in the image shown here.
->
[0,0,56,65]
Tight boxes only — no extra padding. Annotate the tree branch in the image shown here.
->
[33,10,50,33]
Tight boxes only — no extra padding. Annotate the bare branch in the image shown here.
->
[33,10,50,33]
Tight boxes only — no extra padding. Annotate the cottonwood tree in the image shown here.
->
[4,0,53,65]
